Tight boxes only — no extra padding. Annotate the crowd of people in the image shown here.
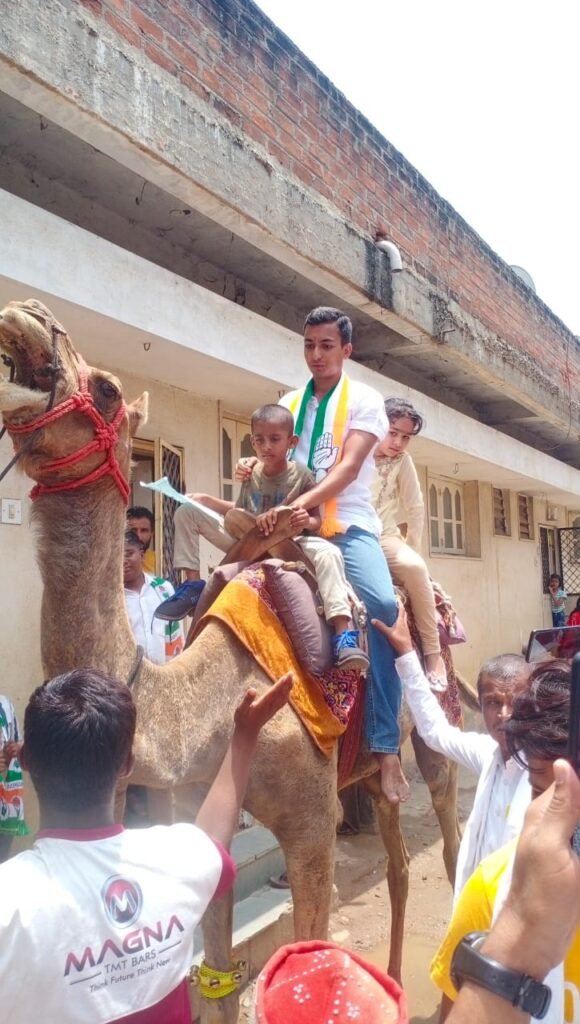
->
[1,305,579,1023]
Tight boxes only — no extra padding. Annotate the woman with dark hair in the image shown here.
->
[430,659,578,1022]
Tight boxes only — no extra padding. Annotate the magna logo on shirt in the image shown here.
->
[64,913,185,978]
[63,875,185,979]
[102,875,143,927]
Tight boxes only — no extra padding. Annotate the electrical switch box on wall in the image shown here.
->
[1,498,22,525]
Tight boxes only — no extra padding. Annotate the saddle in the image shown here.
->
[185,507,367,676]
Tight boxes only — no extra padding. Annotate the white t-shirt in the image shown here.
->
[279,374,387,536]
[124,574,185,664]
[0,823,235,1023]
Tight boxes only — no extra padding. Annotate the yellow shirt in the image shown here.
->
[430,840,580,1022]
[143,548,156,574]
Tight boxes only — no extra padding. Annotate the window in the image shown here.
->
[156,438,184,585]
[429,478,465,554]
[518,494,534,540]
[130,437,184,585]
[220,416,252,503]
[568,514,580,563]
[492,487,511,537]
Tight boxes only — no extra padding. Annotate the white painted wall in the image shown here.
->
[414,469,572,681]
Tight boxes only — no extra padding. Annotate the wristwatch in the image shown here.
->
[451,931,552,1019]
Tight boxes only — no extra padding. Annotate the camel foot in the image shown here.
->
[377,754,410,805]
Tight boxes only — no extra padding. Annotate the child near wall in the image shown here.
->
[373,397,447,691]
[548,573,567,627]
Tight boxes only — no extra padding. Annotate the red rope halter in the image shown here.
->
[7,364,130,504]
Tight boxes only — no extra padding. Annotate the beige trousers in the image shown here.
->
[173,503,351,624]
[380,534,440,656]
[173,502,233,572]
[295,535,352,623]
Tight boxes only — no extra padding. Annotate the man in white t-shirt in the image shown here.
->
[240,307,406,802]
[0,666,291,1023]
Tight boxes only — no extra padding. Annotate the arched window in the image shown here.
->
[428,477,465,554]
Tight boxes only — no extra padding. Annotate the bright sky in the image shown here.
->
[255,0,579,335]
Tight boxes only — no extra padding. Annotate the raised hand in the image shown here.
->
[233,674,294,741]
[234,456,258,482]
[372,604,414,657]
[482,759,580,982]
[0,741,21,774]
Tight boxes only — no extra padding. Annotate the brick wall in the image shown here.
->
[79,0,578,394]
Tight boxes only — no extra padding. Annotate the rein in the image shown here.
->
[1,347,130,504]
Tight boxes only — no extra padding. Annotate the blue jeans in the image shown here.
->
[331,527,401,753]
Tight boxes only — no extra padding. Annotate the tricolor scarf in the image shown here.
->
[288,374,350,538]
[150,578,184,660]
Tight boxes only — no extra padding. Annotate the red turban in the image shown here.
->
[254,941,407,1023]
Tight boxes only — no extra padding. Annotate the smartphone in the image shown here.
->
[568,654,580,854]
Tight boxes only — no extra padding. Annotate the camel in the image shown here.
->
[0,298,463,1021]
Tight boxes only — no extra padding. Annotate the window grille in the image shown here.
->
[518,494,534,540]
[492,487,511,536]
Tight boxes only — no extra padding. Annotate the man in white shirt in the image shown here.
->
[0,665,291,1024]
[124,530,185,664]
[373,609,531,898]
[277,307,406,803]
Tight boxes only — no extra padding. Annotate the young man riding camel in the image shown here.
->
[239,307,406,803]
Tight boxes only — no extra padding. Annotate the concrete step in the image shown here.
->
[231,824,286,902]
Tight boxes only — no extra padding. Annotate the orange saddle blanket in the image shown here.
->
[195,563,361,758]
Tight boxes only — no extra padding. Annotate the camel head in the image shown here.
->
[0,299,148,498]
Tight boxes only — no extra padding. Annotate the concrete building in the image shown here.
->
[1,0,580,718]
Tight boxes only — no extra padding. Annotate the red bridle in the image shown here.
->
[7,363,130,504]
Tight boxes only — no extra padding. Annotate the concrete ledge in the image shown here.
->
[231,825,286,903]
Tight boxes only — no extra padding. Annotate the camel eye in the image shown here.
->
[99,380,119,399]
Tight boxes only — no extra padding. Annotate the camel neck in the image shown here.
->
[33,483,138,681]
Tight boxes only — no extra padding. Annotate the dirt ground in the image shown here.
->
[239,751,477,1023]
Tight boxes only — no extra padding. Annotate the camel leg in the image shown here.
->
[363,773,409,984]
[411,729,461,888]
[146,786,175,825]
[278,820,337,940]
[113,781,128,824]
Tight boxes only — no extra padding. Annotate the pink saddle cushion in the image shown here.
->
[193,561,250,624]
[260,559,332,677]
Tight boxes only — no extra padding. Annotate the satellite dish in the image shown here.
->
[510,265,536,293]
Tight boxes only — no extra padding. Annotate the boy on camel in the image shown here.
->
[238,308,407,804]
[164,404,368,673]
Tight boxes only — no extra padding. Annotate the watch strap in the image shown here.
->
[451,932,552,1020]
